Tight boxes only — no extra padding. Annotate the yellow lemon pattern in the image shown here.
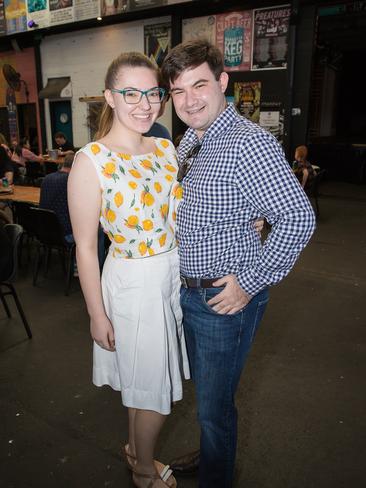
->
[80,139,180,259]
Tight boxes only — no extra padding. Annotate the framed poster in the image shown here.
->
[234,81,261,123]
[252,5,291,70]
[216,11,252,72]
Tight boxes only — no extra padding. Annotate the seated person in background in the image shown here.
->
[54,131,75,156]
[0,133,12,158]
[293,145,317,190]
[12,137,44,168]
[40,152,74,241]
[40,152,106,269]
[0,146,15,186]
[144,95,172,140]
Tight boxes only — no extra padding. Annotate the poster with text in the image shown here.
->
[259,101,284,144]
[27,0,50,30]
[128,0,165,11]
[101,0,127,16]
[144,22,171,67]
[252,5,291,70]
[234,81,261,123]
[216,11,252,72]
[182,15,216,44]
[75,0,99,21]
[4,0,27,34]
[49,0,74,25]
[0,1,6,36]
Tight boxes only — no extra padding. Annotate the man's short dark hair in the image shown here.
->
[161,39,224,85]
[54,131,66,140]
[63,152,75,168]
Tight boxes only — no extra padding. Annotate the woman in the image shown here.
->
[12,137,44,169]
[68,52,189,488]
[0,145,14,186]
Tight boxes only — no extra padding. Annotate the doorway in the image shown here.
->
[49,100,73,147]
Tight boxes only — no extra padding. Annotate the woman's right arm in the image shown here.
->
[22,148,44,163]
[68,152,115,351]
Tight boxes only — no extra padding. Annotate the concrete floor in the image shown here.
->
[0,180,365,488]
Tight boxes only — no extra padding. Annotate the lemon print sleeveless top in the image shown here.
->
[79,138,182,259]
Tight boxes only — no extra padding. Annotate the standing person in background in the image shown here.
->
[68,52,189,488]
[161,39,316,488]
[54,131,75,156]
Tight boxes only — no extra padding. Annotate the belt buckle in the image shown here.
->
[180,276,188,288]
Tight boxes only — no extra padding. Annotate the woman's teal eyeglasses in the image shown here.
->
[110,87,166,104]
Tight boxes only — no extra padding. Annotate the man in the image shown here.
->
[161,40,316,488]
[54,131,75,156]
[40,152,74,241]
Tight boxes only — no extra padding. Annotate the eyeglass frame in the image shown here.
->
[177,143,202,183]
[109,87,166,104]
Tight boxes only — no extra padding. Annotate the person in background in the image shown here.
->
[12,137,44,168]
[39,152,74,242]
[293,145,317,190]
[0,146,15,186]
[144,95,172,140]
[54,131,75,156]
[68,52,189,488]
[0,133,12,158]
[161,39,316,488]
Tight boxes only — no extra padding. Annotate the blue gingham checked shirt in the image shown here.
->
[177,104,316,296]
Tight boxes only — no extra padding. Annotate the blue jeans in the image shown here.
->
[180,286,269,488]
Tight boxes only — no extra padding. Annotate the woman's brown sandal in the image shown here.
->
[132,461,177,488]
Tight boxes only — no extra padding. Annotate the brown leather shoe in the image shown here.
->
[169,449,200,477]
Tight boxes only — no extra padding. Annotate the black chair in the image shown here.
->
[30,207,76,296]
[44,161,59,175]
[12,201,37,264]
[305,168,326,219]
[25,160,44,186]
[0,224,32,339]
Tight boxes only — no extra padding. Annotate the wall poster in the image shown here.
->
[75,0,100,21]
[0,0,6,36]
[182,15,216,44]
[27,0,50,30]
[101,0,127,16]
[144,21,171,67]
[4,0,27,33]
[252,5,291,70]
[216,11,252,72]
[49,0,74,25]
[234,81,261,123]
[259,101,284,144]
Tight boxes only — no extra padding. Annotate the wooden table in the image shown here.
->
[0,185,40,205]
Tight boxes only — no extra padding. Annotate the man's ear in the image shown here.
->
[219,72,229,93]
[104,89,115,109]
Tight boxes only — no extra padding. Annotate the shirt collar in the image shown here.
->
[183,103,239,144]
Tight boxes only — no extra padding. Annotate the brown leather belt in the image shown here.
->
[180,276,221,288]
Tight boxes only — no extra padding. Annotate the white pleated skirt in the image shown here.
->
[93,247,190,415]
